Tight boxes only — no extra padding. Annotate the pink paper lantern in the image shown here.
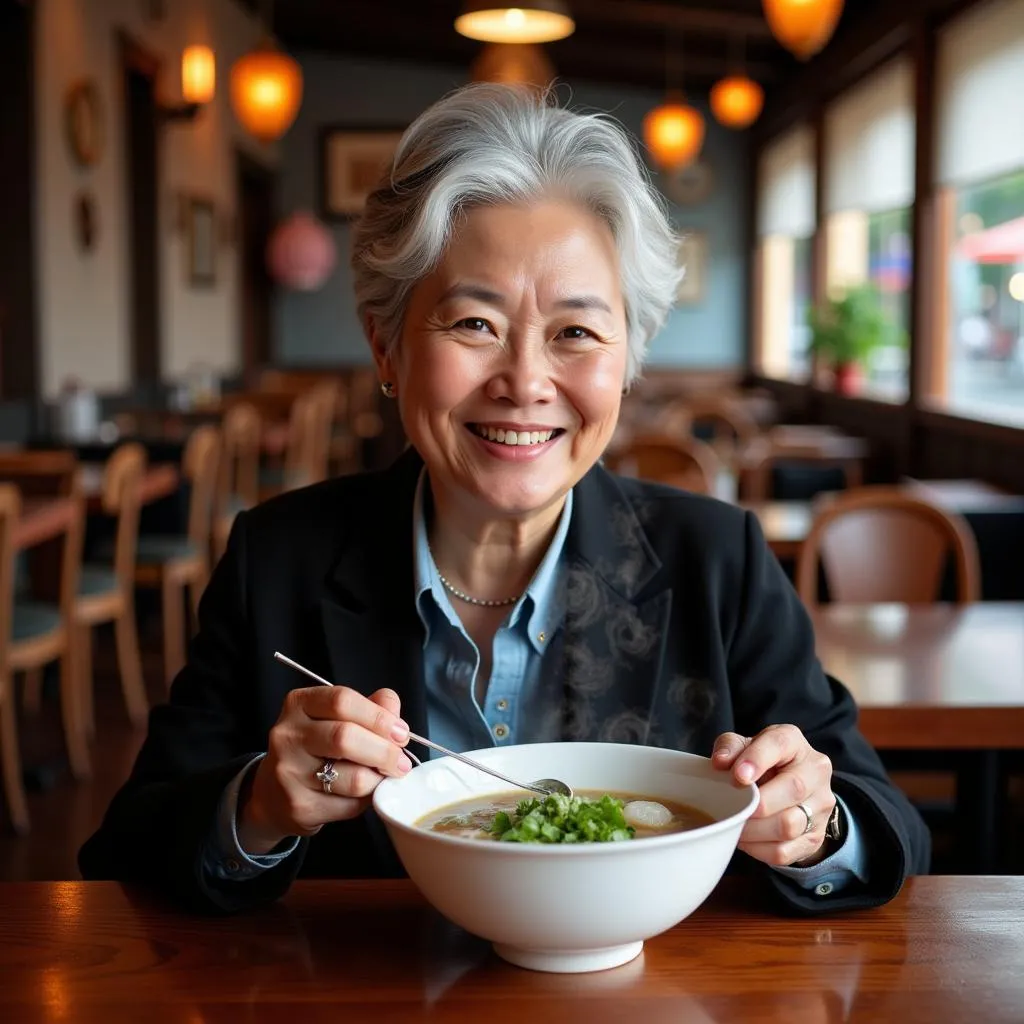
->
[266,211,336,291]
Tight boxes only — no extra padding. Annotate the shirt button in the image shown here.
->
[814,882,834,897]
[493,723,509,740]
[496,698,509,711]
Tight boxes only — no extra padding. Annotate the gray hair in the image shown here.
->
[351,83,681,383]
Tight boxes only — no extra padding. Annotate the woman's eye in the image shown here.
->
[558,325,595,341]
[454,318,491,333]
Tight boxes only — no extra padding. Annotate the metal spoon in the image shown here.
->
[272,651,572,798]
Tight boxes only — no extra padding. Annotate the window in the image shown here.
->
[756,125,816,380]
[932,0,1024,425]
[823,57,915,400]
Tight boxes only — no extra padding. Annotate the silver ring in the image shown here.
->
[797,802,814,835]
[315,759,339,795]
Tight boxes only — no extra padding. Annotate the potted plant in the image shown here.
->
[807,284,896,395]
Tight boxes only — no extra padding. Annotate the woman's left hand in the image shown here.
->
[711,725,836,868]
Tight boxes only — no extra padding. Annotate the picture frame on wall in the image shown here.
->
[676,230,708,305]
[319,125,405,221]
[186,197,217,287]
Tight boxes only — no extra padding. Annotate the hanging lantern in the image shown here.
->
[710,74,764,129]
[230,40,303,143]
[455,1,575,44]
[266,212,336,291]
[470,43,556,88]
[181,45,216,106]
[643,97,705,170]
[762,0,844,60]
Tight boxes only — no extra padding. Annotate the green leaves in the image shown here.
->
[487,793,636,844]
[807,283,904,366]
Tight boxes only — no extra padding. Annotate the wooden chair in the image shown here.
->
[0,485,29,834]
[737,434,867,502]
[259,384,336,500]
[679,396,758,445]
[134,426,221,687]
[213,402,262,562]
[605,435,721,495]
[795,486,981,607]
[9,474,91,784]
[74,443,149,734]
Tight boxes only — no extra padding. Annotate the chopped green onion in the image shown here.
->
[487,793,636,844]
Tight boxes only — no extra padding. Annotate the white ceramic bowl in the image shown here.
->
[373,741,758,973]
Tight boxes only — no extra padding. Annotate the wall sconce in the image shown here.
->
[159,44,216,124]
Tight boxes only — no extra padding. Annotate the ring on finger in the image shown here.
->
[796,801,814,835]
[315,759,339,795]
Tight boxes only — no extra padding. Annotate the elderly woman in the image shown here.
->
[80,84,928,914]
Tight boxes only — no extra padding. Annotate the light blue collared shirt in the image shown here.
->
[205,472,868,893]
[412,470,569,755]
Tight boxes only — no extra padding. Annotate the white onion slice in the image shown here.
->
[623,800,673,829]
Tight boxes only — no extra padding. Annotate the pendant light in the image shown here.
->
[455,1,575,44]
[643,30,704,171]
[762,0,845,60]
[710,36,763,129]
[230,0,303,144]
[471,43,557,89]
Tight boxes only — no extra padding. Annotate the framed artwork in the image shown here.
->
[186,197,216,286]
[319,125,405,220]
[676,230,708,305]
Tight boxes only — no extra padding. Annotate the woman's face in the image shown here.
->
[374,200,629,521]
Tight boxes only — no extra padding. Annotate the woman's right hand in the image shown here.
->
[237,685,412,855]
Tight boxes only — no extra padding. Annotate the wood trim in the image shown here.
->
[0,0,40,399]
[117,31,161,387]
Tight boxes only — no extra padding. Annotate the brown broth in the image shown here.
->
[416,789,714,841]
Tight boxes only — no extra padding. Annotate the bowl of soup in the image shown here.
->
[372,741,758,973]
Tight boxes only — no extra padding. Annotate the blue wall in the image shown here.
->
[275,54,749,370]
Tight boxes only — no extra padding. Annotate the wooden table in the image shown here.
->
[0,877,1019,1022]
[811,603,1024,750]
[742,500,814,559]
[812,603,1024,872]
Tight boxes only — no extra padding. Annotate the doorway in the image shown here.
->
[119,34,161,392]
[237,152,275,380]
[0,0,39,400]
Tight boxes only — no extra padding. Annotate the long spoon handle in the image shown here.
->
[272,651,549,797]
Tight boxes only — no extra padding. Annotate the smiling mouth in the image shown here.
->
[469,424,564,447]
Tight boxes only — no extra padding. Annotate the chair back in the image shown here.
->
[606,435,721,495]
[219,401,261,510]
[183,426,222,551]
[0,484,20,678]
[680,397,758,447]
[101,443,147,593]
[795,485,981,606]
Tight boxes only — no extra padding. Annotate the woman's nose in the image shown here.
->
[485,341,557,405]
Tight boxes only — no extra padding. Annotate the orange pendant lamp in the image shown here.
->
[643,94,705,170]
[471,43,557,88]
[710,74,764,129]
[762,0,844,60]
[230,41,303,143]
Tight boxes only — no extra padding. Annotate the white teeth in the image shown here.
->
[474,426,555,447]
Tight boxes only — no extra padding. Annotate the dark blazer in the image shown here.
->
[80,448,930,914]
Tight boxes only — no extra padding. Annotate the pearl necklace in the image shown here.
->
[437,570,521,608]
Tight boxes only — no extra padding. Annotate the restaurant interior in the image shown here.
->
[0,0,1022,1016]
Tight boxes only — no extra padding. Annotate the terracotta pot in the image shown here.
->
[832,362,862,395]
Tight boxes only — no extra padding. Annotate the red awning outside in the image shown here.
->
[956,215,1024,264]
